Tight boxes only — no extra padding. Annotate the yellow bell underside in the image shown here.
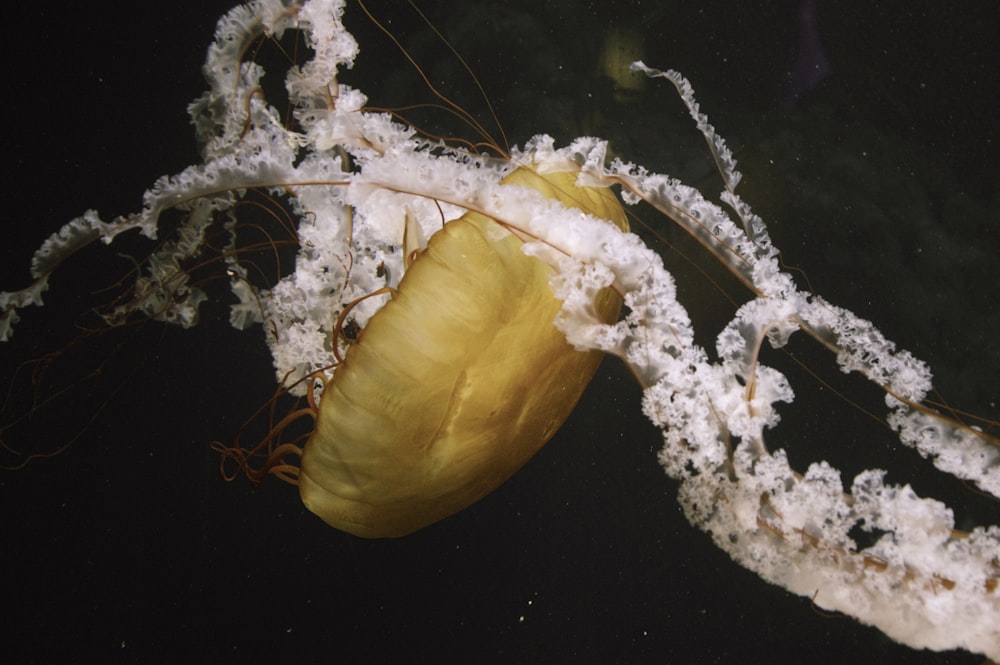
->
[299,167,628,537]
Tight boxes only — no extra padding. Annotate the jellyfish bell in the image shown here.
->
[300,166,629,537]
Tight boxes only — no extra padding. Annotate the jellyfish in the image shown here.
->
[1,0,997,660]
